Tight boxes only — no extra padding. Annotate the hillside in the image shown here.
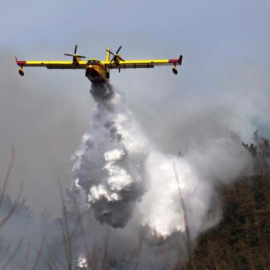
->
[185,132,270,270]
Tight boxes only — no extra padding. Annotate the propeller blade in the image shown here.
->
[107,50,115,56]
[117,56,125,62]
[116,45,122,55]
[64,54,74,57]
[74,45,78,54]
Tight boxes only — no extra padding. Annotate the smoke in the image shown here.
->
[0,49,91,214]
[138,152,200,238]
[72,83,250,243]
[1,48,268,269]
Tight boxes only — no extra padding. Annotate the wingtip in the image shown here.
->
[15,58,26,66]
[178,55,183,65]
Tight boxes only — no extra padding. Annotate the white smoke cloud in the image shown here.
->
[73,84,250,242]
[138,152,199,238]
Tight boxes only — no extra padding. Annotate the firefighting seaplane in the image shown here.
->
[16,45,183,84]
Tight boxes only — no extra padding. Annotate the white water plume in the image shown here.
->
[73,85,150,228]
[73,84,246,239]
[138,152,199,238]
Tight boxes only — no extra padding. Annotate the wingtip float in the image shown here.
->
[15,45,183,84]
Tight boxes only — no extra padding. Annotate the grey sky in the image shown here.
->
[2,1,270,58]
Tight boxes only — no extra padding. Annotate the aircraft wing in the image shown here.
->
[102,55,183,70]
[16,58,88,70]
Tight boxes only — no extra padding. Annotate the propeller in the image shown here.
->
[107,46,125,65]
[64,45,86,62]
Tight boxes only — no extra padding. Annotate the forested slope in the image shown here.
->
[185,132,270,270]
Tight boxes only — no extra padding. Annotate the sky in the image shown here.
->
[0,0,270,213]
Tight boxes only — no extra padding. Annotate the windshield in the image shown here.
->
[88,59,100,65]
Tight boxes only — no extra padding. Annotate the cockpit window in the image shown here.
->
[88,59,100,65]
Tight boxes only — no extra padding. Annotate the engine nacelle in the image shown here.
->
[172,66,178,75]
[18,67,24,76]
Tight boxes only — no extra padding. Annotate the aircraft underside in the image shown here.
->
[86,68,106,83]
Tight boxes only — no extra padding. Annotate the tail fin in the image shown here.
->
[106,47,111,62]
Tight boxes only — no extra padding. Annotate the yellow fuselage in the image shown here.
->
[85,63,108,83]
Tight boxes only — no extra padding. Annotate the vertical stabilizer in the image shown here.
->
[105,47,111,80]
[106,47,111,62]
